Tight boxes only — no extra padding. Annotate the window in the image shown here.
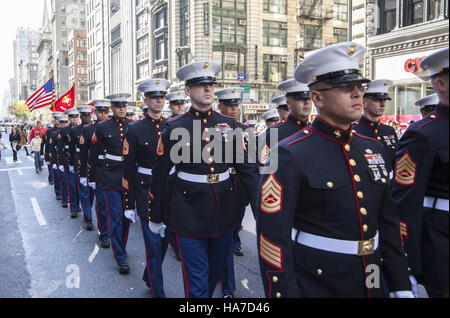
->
[404,0,425,26]
[299,24,322,50]
[136,11,148,31]
[298,0,323,18]
[428,0,442,20]
[378,0,396,35]
[137,61,149,79]
[111,25,121,43]
[212,1,247,44]
[263,21,287,47]
[155,8,167,30]
[263,55,287,83]
[333,27,348,43]
[334,0,348,22]
[397,84,422,116]
[137,35,149,55]
[155,35,167,61]
[263,0,287,14]
[180,0,189,46]
[213,50,246,80]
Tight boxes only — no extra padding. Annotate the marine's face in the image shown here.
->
[112,106,127,119]
[146,96,166,113]
[186,84,215,109]
[170,103,186,116]
[364,98,387,118]
[287,97,312,122]
[95,109,110,122]
[311,81,365,127]
[219,103,240,120]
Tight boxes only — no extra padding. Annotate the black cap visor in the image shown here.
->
[286,91,311,100]
[144,91,167,98]
[310,69,370,86]
[364,93,392,101]
[220,99,241,106]
[186,77,217,86]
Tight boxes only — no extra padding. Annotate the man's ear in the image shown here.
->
[184,85,191,97]
[310,91,323,110]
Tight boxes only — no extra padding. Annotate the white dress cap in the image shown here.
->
[420,47,449,78]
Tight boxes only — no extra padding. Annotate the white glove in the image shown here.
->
[59,165,65,172]
[40,155,44,161]
[69,166,74,173]
[393,291,415,298]
[79,178,87,187]
[409,275,420,298]
[45,161,50,165]
[88,182,96,190]
[149,222,167,238]
[124,210,137,224]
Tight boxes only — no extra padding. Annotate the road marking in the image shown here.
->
[30,197,47,226]
[73,227,84,242]
[0,167,34,172]
[4,157,23,165]
[27,156,34,163]
[88,245,100,264]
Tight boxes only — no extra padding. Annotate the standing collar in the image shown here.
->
[311,117,353,144]
[146,114,164,124]
[359,115,380,129]
[189,106,214,119]
[436,103,449,118]
[287,115,309,128]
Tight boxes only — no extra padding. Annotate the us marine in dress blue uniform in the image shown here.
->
[353,79,398,178]
[122,79,171,297]
[80,100,112,248]
[257,42,412,298]
[148,61,258,298]
[392,47,449,298]
[415,94,439,119]
[51,115,69,206]
[70,105,95,230]
[259,80,312,166]
[89,94,133,274]
[59,108,82,217]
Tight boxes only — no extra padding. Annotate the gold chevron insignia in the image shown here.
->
[261,174,283,214]
[123,138,130,156]
[395,152,416,186]
[259,144,271,165]
[260,234,283,270]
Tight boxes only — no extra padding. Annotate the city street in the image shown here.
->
[0,134,264,299]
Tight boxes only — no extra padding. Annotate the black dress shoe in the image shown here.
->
[70,210,78,219]
[50,182,55,185]
[86,222,94,231]
[56,196,62,201]
[223,292,234,299]
[100,238,111,249]
[234,247,244,257]
[119,263,130,275]
[62,203,68,208]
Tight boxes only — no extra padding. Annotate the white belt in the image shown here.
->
[98,155,105,160]
[138,167,152,176]
[292,229,379,256]
[64,145,69,149]
[177,171,230,184]
[389,171,394,180]
[424,196,449,212]
[76,148,80,153]
[105,154,123,162]
[169,167,176,176]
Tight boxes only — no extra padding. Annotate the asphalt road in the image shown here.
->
[0,134,264,299]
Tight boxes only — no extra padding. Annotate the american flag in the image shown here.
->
[26,78,54,111]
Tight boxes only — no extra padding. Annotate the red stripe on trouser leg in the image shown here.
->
[176,234,189,298]
[104,189,119,266]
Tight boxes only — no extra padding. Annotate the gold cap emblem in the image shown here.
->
[156,80,160,85]
[203,62,209,69]
[384,81,390,86]
[348,44,357,56]
[232,89,237,93]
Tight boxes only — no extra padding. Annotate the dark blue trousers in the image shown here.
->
[221,208,246,294]
[59,168,69,205]
[93,182,109,241]
[140,217,170,298]
[53,167,62,198]
[79,182,93,222]
[47,164,54,183]
[66,168,80,212]
[105,189,130,266]
[176,232,233,298]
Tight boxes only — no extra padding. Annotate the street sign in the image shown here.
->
[238,73,247,84]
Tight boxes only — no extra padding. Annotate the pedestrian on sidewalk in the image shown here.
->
[28,131,43,173]
[20,127,30,156]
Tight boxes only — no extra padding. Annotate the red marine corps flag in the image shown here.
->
[52,84,75,113]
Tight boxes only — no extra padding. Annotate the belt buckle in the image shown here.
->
[207,174,219,184]
[358,238,375,256]
[230,168,237,175]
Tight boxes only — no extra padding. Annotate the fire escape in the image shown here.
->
[295,0,334,66]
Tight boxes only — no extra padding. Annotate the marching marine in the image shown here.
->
[89,94,133,275]
[415,94,439,119]
[122,79,171,297]
[257,42,412,298]
[148,61,258,298]
[353,79,398,179]
[392,47,449,298]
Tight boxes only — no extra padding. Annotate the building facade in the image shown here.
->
[50,0,87,98]
[365,0,449,123]
[68,29,89,105]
